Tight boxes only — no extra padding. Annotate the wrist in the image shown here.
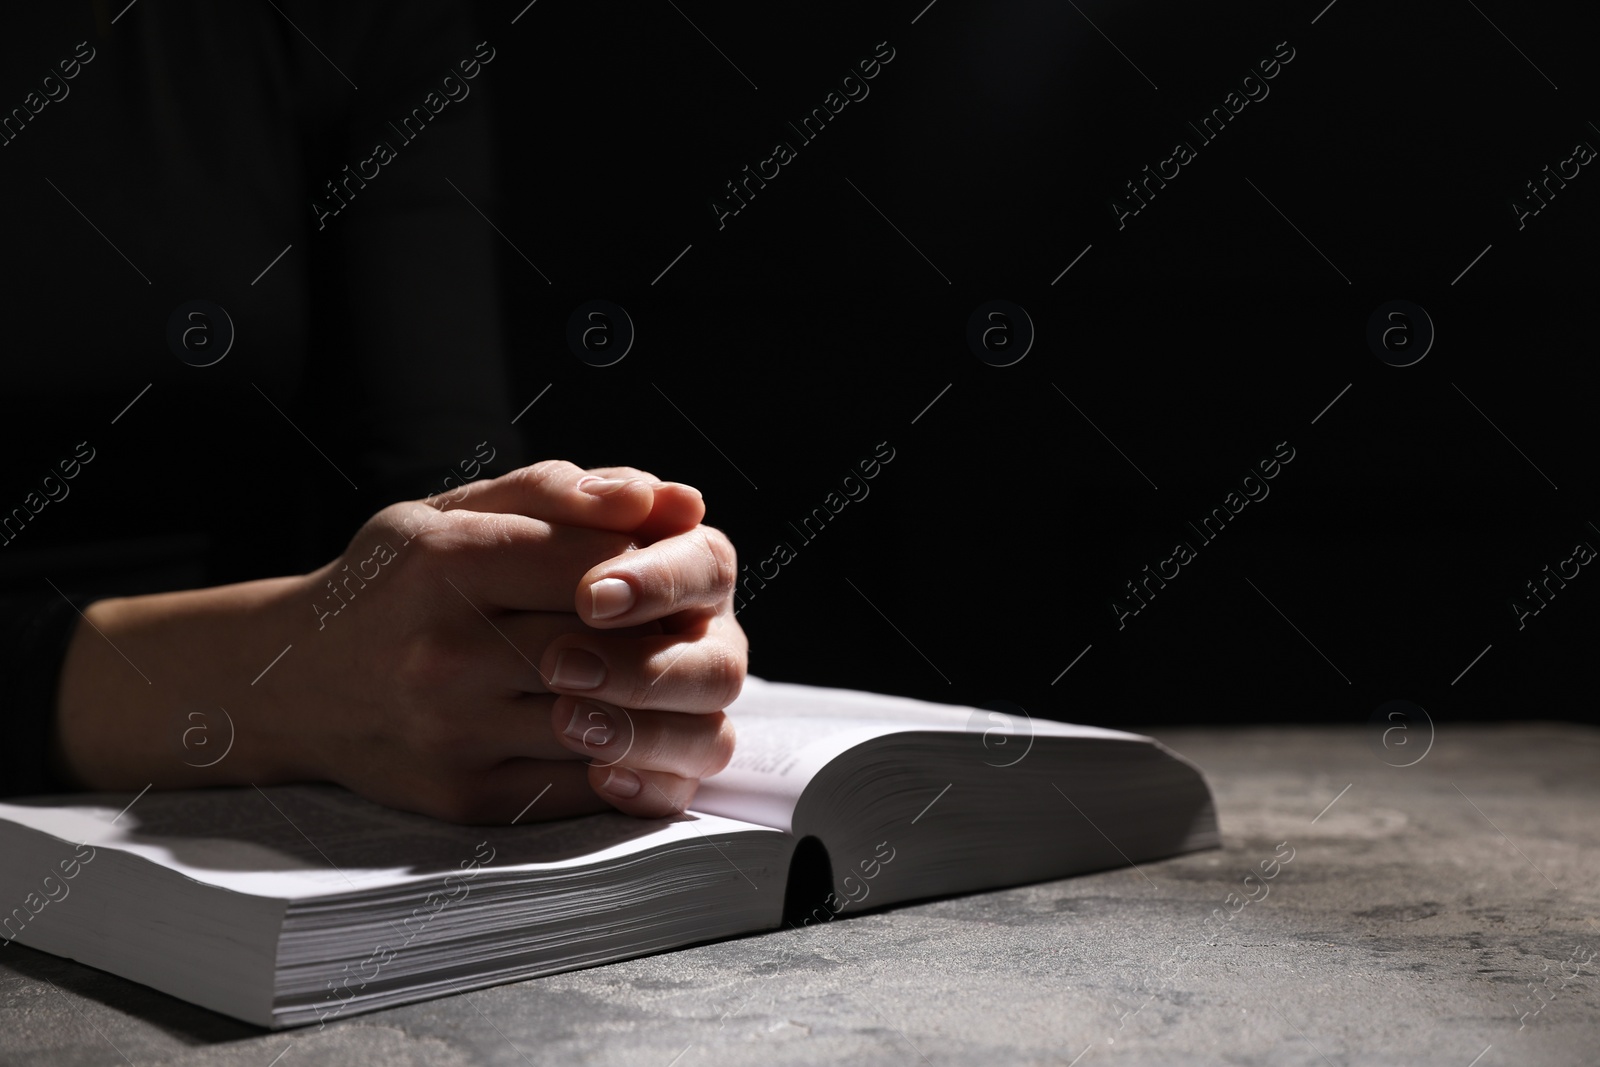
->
[251,567,336,785]
[53,574,322,791]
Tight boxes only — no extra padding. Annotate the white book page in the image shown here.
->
[695,676,1151,831]
[0,786,777,902]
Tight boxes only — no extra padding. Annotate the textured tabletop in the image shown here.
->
[3,723,1596,1066]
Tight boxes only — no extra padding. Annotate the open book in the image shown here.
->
[0,677,1218,1029]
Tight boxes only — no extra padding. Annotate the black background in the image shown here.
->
[4,0,1596,733]
[479,0,1597,729]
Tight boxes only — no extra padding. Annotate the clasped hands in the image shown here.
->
[299,461,746,824]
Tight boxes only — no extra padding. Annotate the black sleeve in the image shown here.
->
[0,591,100,796]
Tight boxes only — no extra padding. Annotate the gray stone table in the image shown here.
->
[3,724,1597,1066]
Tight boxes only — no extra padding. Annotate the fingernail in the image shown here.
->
[660,481,703,500]
[551,648,605,689]
[601,767,642,799]
[589,577,635,620]
[578,476,632,496]
[565,702,615,746]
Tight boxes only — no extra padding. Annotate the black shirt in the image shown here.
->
[1,0,524,794]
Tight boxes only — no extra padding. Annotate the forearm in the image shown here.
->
[53,573,320,791]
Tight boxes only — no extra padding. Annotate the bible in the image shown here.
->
[0,676,1218,1028]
